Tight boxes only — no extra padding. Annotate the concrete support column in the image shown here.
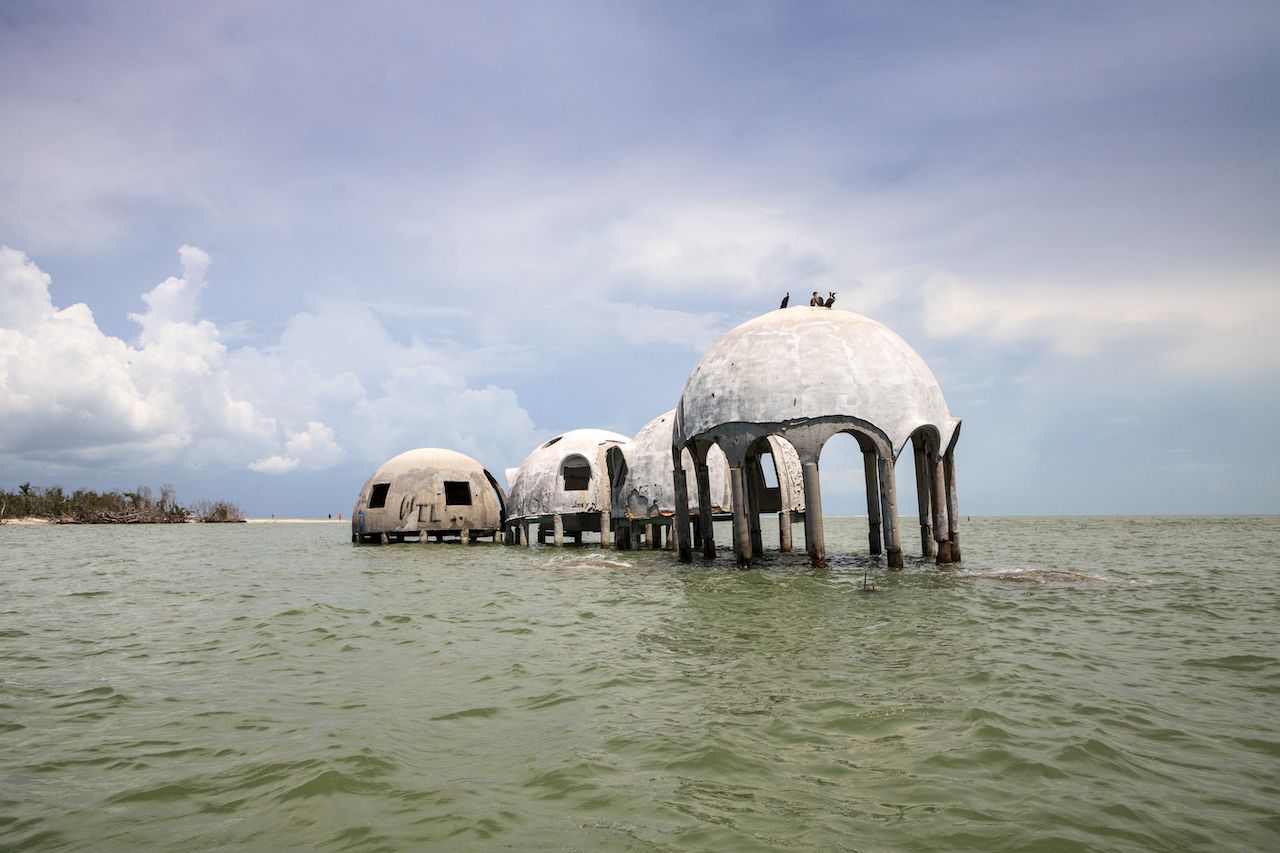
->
[630,523,643,550]
[878,455,904,569]
[647,523,659,550]
[778,510,793,552]
[600,511,612,550]
[944,451,961,562]
[378,532,389,545]
[673,465,693,562]
[729,466,752,568]
[914,443,936,558]
[931,453,951,563]
[519,522,529,547]
[801,461,825,567]
[863,451,882,555]
[461,528,470,545]
[696,462,716,559]
[746,462,764,556]
[552,514,564,547]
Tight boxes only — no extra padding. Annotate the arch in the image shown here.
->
[482,468,507,526]
[559,454,592,492]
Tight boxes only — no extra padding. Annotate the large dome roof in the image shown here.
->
[676,307,957,455]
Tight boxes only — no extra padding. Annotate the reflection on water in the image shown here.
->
[1,516,1278,850]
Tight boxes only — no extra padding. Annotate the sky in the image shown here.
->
[1,0,1278,517]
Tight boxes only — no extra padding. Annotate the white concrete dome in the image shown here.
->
[611,410,728,519]
[506,428,629,521]
[352,447,505,540]
[677,307,957,456]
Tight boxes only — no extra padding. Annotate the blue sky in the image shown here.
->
[2,1,1277,517]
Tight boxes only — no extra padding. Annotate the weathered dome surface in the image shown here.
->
[612,410,726,518]
[352,447,505,537]
[677,307,957,455]
[614,410,803,518]
[506,428,629,520]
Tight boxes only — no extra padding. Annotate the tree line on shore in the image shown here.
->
[0,484,244,524]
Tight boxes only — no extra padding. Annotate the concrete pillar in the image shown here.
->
[746,462,764,556]
[945,450,961,562]
[801,461,825,567]
[863,451,882,555]
[553,513,564,547]
[913,443,935,558]
[778,510,793,552]
[673,465,693,562]
[419,529,429,544]
[519,522,529,547]
[378,532,389,544]
[630,523,643,550]
[647,523,658,550]
[461,528,470,545]
[930,453,951,563]
[729,466,752,568]
[878,455,904,569]
[696,462,716,558]
[600,510,612,550]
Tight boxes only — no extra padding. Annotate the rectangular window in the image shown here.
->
[444,481,472,506]
[368,483,390,509]
[562,464,591,491]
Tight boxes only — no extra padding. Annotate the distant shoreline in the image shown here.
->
[2,517,346,525]
[246,518,347,524]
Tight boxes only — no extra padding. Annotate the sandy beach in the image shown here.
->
[245,518,346,524]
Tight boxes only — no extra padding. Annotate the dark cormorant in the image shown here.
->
[809,291,822,306]
[824,291,837,308]
[779,292,789,309]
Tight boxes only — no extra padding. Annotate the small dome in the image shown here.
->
[677,307,956,455]
[506,428,629,521]
[352,447,505,540]
[612,409,803,518]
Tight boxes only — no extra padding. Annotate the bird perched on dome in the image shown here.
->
[824,291,837,308]
[779,292,789,309]
[809,291,822,306]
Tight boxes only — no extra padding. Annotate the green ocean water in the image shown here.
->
[1,516,1277,851]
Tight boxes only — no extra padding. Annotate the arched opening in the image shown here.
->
[813,431,875,557]
[605,445,628,549]
[560,454,592,492]
[905,424,952,562]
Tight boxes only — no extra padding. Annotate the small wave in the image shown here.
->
[277,768,390,801]
[545,555,635,571]
[431,706,503,721]
[960,568,1107,584]
[1183,654,1277,672]
[107,782,194,803]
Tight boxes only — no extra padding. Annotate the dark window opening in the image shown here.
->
[368,483,390,508]
[444,481,472,506]
[562,458,591,491]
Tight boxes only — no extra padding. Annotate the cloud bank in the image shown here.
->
[0,246,541,480]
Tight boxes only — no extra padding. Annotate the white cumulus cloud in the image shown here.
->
[0,246,542,479]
